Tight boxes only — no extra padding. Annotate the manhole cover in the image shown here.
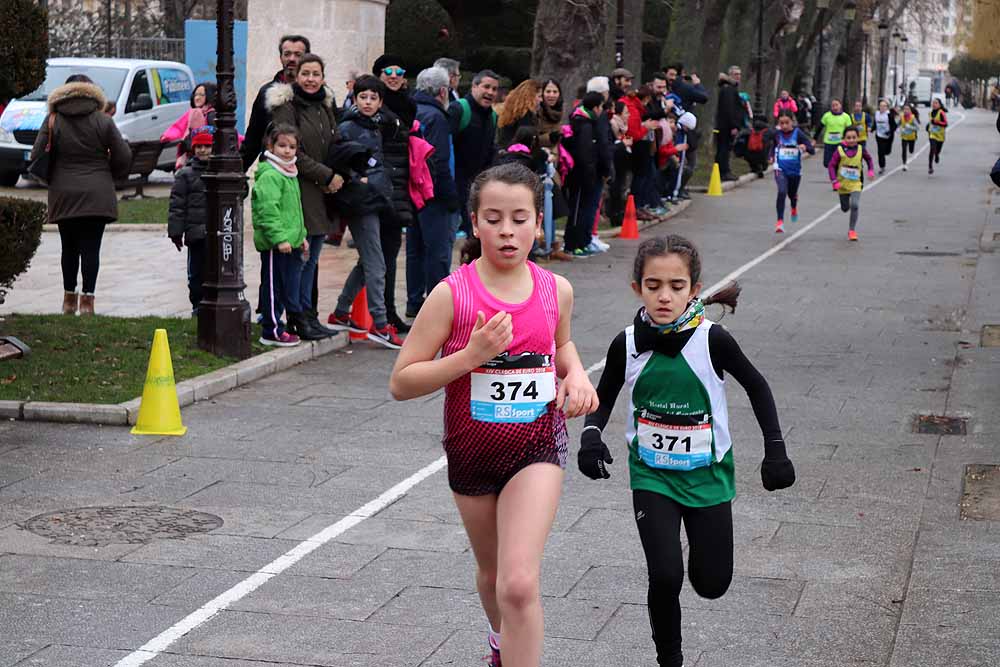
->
[982,325,1000,347]
[913,414,968,435]
[896,251,962,257]
[20,506,223,546]
[961,465,1000,520]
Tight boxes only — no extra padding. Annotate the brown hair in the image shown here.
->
[461,162,543,264]
[296,53,325,75]
[265,123,300,146]
[498,79,541,128]
[632,235,741,311]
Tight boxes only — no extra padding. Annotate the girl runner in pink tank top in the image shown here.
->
[390,163,598,667]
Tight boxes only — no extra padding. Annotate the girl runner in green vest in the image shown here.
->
[927,98,948,175]
[898,104,919,172]
[577,235,796,667]
[819,99,853,168]
[828,126,874,241]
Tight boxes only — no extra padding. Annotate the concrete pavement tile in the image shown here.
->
[146,655,320,667]
[0,475,211,505]
[306,438,444,467]
[2,641,46,667]
[0,463,35,490]
[229,573,404,621]
[733,542,909,588]
[281,540,386,579]
[792,580,904,621]
[768,521,916,554]
[170,609,451,667]
[889,624,1000,667]
[327,517,470,553]
[0,525,145,561]
[694,651,856,667]
[900,587,1000,630]
[170,505,313,539]
[11,644,128,666]
[122,533,302,572]
[544,528,648,566]
[145,457,346,488]
[775,608,896,663]
[176,480,378,515]
[0,554,194,602]
[734,492,923,531]
[148,568,251,608]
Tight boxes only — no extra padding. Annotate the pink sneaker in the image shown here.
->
[259,331,301,347]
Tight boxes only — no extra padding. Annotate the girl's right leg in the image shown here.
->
[849,192,861,231]
[682,501,734,600]
[633,490,686,667]
[839,193,851,213]
[876,139,887,170]
[259,249,280,339]
[57,222,81,293]
[77,219,106,295]
[774,171,788,222]
[787,175,801,215]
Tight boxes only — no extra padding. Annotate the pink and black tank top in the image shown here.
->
[441,260,567,450]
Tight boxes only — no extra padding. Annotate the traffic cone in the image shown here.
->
[131,329,187,436]
[618,194,639,239]
[707,163,724,196]
[349,287,373,341]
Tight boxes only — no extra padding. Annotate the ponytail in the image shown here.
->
[703,280,741,313]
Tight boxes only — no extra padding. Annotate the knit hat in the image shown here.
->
[191,128,214,146]
[372,54,405,76]
[678,112,697,130]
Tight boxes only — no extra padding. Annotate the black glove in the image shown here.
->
[760,439,795,491]
[578,427,614,480]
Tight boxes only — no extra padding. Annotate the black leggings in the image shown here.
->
[380,216,403,322]
[633,490,734,667]
[929,139,943,167]
[875,136,893,170]
[57,219,107,293]
[901,139,915,164]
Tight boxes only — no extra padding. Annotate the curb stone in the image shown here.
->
[4,333,350,427]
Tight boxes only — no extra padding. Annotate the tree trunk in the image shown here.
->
[698,0,731,133]
[531,0,608,106]
[663,0,706,73]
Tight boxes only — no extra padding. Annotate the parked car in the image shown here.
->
[0,57,195,187]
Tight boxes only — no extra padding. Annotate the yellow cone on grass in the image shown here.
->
[131,328,187,436]
[707,163,724,196]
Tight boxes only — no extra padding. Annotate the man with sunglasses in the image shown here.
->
[242,34,312,171]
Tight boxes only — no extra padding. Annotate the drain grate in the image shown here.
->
[896,250,962,257]
[961,465,1000,521]
[20,506,223,547]
[982,325,1000,347]
[913,414,967,435]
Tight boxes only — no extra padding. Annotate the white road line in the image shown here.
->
[705,112,965,296]
[115,112,965,666]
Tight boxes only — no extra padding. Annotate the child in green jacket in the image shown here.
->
[252,124,309,347]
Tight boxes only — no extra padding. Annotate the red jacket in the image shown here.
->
[622,94,648,142]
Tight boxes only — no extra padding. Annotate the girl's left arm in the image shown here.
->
[708,325,795,491]
[553,274,599,418]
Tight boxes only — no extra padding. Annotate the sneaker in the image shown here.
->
[259,331,300,347]
[848,230,858,242]
[650,206,670,217]
[488,643,502,667]
[878,168,885,175]
[790,208,798,223]
[368,324,404,349]
[327,313,367,333]
[571,247,594,258]
[935,153,940,164]
[775,220,784,234]
[929,166,934,175]
[591,237,610,251]
[455,230,468,240]
[903,164,908,171]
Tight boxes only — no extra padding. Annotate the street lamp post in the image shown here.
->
[754,0,765,118]
[197,0,251,359]
[843,2,856,103]
[862,27,869,106]
[892,29,901,101]
[816,0,830,117]
[901,35,909,102]
[878,21,889,101]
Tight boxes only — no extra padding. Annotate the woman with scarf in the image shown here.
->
[267,53,343,340]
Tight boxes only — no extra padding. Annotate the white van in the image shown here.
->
[0,57,195,187]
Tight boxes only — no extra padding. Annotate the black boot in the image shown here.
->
[306,310,337,338]
[289,312,328,341]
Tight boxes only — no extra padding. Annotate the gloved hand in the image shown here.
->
[832,181,841,191]
[761,439,796,491]
[170,236,183,251]
[578,427,614,480]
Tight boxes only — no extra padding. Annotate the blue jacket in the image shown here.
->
[413,90,459,210]
[337,106,394,199]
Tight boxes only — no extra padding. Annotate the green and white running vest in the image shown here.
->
[624,320,735,507]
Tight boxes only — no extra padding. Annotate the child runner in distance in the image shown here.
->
[819,99,853,168]
[769,112,814,233]
[851,100,874,149]
[873,99,897,175]
[168,127,213,316]
[898,104,919,172]
[927,98,948,175]
[252,123,309,347]
[389,162,598,667]
[577,235,796,667]
[828,126,874,242]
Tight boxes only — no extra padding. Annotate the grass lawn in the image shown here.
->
[116,197,168,225]
[0,314,265,404]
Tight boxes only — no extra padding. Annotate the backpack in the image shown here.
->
[748,128,765,153]
[457,97,498,134]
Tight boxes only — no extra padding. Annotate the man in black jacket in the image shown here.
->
[714,65,745,181]
[240,34,311,171]
[448,69,499,237]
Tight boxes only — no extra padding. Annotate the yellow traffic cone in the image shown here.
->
[131,329,187,436]
[707,163,724,196]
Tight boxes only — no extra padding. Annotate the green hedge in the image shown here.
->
[0,197,46,304]
[0,0,48,102]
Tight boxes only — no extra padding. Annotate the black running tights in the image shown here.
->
[57,218,107,293]
[633,490,734,667]
[929,139,943,167]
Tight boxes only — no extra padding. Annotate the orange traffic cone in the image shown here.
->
[349,287,373,341]
[618,195,639,239]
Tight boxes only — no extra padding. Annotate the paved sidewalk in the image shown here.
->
[1,110,999,667]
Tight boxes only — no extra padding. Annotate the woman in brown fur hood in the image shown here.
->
[31,75,132,315]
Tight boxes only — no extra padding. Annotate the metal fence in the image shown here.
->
[111,37,185,62]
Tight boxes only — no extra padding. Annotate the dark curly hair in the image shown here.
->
[632,235,741,311]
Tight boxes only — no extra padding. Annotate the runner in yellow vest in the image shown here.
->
[927,98,948,175]
[851,100,874,147]
[819,99,854,168]
[828,127,874,241]
[898,104,919,171]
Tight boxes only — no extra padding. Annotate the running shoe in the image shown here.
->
[368,324,404,349]
[259,331,300,347]
[929,166,934,175]
[878,168,885,175]
[775,220,784,234]
[571,247,594,258]
[591,236,611,252]
[935,153,940,164]
[790,208,798,223]
[848,230,858,242]
[586,241,605,254]
[327,313,367,333]
[489,644,502,667]
[902,164,908,171]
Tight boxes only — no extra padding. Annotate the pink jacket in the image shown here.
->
[773,98,798,118]
[161,107,212,170]
[408,120,436,211]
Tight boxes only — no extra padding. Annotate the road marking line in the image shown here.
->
[115,113,965,666]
